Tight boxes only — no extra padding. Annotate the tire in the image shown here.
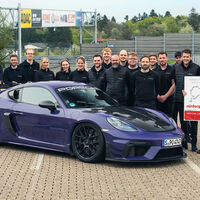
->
[72,123,105,163]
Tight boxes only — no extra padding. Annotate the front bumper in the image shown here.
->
[105,140,187,162]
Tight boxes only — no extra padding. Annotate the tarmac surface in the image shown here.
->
[0,126,200,200]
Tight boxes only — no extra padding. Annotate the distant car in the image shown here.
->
[0,81,186,163]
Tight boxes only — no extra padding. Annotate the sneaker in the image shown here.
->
[196,150,200,154]
[192,145,197,152]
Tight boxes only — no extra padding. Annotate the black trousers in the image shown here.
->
[173,102,198,146]
[157,100,173,117]
[135,100,156,110]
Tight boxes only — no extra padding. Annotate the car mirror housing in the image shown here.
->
[8,90,20,101]
[39,100,57,112]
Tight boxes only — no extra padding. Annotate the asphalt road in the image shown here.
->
[0,126,200,200]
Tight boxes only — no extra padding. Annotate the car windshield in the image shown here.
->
[57,86,119,108]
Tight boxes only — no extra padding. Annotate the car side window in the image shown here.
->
[21,87,57,105]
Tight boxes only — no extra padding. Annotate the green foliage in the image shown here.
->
[163,17,180,33]
[164,11,171,17]
[188,8,200,32]
[0,11,14,66]
[149,9,158,17]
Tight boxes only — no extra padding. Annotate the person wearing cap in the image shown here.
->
[172,51,182,68]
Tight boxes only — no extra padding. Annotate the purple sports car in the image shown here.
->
[0,81,186,163]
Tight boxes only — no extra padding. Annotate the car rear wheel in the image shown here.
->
[72,123,105,163]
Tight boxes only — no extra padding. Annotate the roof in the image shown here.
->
[16,81,89,90]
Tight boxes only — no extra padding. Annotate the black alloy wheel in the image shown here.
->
[72,123,105,163]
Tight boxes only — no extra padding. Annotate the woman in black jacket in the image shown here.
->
[35,57,55,82]
[69,56,89,83]
[56,59,71,81]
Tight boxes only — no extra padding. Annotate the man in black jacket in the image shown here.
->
[88,54,105,90]
[19,48,39,82]
[130,56,159,109]
[102,54,130,105]
[173,49,200,151]
[3,54,25,85]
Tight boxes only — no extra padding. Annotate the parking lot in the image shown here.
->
[0,132,200,200]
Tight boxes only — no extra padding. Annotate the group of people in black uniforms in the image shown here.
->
[1,47,200,153]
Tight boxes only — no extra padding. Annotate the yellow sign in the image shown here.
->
[21,9,32,28]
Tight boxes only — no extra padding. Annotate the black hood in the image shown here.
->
[85,106,175,132]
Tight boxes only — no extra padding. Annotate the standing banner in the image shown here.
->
[32,10,42,28]
[21,9,82,28]
[42,10,82,27]
[75,12,82,26]
[184,76,200,121]
[21,9,32,28]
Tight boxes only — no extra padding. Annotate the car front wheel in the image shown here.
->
[72,123,105,163]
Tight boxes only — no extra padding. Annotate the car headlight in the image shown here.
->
[169,117,177,128]
[107,117,137,132]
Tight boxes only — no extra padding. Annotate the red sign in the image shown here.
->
[184,111,200,120]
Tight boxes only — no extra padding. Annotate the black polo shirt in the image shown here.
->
[69,70,89,83]
[56,71,71,81]
[154,64,174,102]
[34,69,55,82]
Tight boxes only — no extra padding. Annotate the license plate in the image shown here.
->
[162,138,182,147]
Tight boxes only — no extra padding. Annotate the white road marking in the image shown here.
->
[185,157,200,176]
[30,153,44,170]
[26,153,44,198]
[26,171,40,199]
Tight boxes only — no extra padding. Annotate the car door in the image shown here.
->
[12,86,68,147]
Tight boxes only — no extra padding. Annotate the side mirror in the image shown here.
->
[8,90,20,101]
[39,100,56,112]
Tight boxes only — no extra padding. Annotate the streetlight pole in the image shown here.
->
[18,2,22,63]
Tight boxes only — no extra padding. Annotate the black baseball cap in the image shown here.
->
[174,51,181,58]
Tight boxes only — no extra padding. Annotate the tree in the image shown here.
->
[141,12,148,20]
[97,14,109,32]
[188,7,200,32]
[0,11,14,66]
[149,9,158,17]
[120,23,132,39]
[131,16,138,23]
[111,16,116,23]
[124,15,129,22]
[45,27,72,47]
[179,24,194,33]
[164,11,171,17]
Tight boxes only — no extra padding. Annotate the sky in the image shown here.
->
[0,0,199,23]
